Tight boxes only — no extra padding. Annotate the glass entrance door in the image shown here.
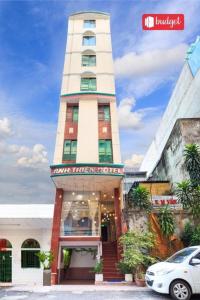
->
[0,251,12,282]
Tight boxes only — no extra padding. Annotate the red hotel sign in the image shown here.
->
[51,165,124,176]
[142,14,184,30]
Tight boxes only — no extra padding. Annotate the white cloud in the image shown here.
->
[124,154,144,170]
[118,97,143,130]
[17,144,48,169]
[0,117,13,138]
[118,97,158,130]
[115,44,187,78]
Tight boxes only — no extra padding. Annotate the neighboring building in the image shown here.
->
[140,37,200,180]
[0,205,53,285]
[123,169,147,194]
[151,118,200,184]
[50,12,124,284]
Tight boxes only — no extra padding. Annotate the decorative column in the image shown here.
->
[114,188,122,238]
[51,188,63,285]
[114,188,123,261]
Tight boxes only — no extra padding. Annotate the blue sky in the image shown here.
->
[0,0,200,203]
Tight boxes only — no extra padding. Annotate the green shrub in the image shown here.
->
[116,260,132,274]
[91,259,103,274]
[181,222,194,247]
[181,223,200,246]
[119,230,156,275]
[129,186,152,212]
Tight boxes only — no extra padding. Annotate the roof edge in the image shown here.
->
[69,11,110,17]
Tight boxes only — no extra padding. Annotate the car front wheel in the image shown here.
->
[170,280,192,300]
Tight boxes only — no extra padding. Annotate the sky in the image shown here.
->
[0,0,200,203]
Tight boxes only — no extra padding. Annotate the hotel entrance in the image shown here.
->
[50,166,124,284]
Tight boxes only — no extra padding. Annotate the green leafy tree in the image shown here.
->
[184,143,200,185]
[158,205,175,238]
[129,186,152,212]
[91,259,103,274]
[158,205,175,254]
[176,181,200,220]
[181,223,200,246]
[36,251,54,270]
[119,230,156,276]
[181,222,194,247]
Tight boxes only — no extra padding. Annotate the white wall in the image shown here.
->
[141,63,200,175]
[0,228,51,285]
[76,99,99,163]
[61,12,115,95]
[70,250,96,267]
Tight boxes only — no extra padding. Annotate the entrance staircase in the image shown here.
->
[102,242,124,281]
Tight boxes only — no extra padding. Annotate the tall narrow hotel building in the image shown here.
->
[50,11,124,283]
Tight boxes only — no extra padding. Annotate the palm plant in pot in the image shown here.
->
[92,258,103,283]
[116,260,133,282]
[36,251,54,286]
[119,230,156,287]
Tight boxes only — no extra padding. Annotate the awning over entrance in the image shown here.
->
[50,163,124,193]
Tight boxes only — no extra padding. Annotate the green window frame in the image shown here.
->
[84,20,96,28]
[21,239,40,269]
[99,140,113,163]
[98,105,110,121]
[83,36,96,46]
[21,250,40,268]
[80,78,96,91]
[63,140,77,161]
[82,55,96,67]
[72,106,78,122]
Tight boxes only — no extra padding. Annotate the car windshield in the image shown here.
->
[166,248,198,263]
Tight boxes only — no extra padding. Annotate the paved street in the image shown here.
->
[0,289,200,300]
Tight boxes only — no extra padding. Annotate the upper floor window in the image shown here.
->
[83,36,96,46]
[98,105,110,121]
[66,106,78,122]
[80,77,96,91]
[99,140,113,163]
[63,140,77,161]
[72,106,78,121]
[82,55,96,67]
[84,20,96,28]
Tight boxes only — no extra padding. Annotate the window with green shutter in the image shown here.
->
[21,239,40,268]
[98,105,110,121]
[82,55,96,67]
[72,106,78,121]
[63,140,77,161]
[80,78,96,91]
[99,140,113,163]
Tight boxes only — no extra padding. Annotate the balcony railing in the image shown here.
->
[99,155,113,163]
[63,154,76,161]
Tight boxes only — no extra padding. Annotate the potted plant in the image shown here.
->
[116,260,133,282]
[36,251,54,286]
[119,230,156,287]
[134,266,146,287]
[92,259,103,283]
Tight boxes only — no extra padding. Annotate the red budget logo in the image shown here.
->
[142,14,184,30]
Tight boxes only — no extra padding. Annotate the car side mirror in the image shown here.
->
[190,258,200,266]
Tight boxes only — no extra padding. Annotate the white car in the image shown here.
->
[145,246,200,300]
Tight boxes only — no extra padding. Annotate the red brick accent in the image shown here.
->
[51,188,63,285]
[64,105,78,140]
[98,121,112,139]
